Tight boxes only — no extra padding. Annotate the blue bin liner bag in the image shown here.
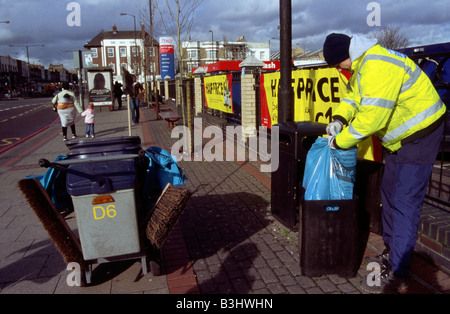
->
[143,146,187,193]
[27,155,74,212]
[302,137,357,200]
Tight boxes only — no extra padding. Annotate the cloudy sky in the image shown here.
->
[0,0,449,70]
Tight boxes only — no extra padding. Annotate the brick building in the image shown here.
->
[0,55,75,99]
[84,24,160,84]
[181,37,270,77]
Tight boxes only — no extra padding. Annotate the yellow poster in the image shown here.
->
[204,74,233,113]
[260,68,382,162]
[261,68,348,127]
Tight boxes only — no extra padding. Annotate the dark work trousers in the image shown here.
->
[130,98,140,123]
[380,121,444,277]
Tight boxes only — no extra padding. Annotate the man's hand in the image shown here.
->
[326,120,343,136]
[328,136,338,150]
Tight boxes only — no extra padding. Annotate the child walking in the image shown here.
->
[81,103,95,138]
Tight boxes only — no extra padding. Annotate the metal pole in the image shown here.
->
[133,15,137,76]
[127,94,132,136]
[185,80,193,154]
[77,50,85,111]
[149,0,160,119]
[278,0,293,124]
[209,30,214,62]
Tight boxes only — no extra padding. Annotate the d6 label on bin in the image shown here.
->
[93,205,117,220]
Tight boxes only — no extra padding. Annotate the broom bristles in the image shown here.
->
[18,178,85,271]
[145,183,191,249]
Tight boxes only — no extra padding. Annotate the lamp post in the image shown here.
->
[278,0,293,125]
[209,30,215,62]
[149,0,160,118]
[0,20,10,24]
[120,12,138,76]
[9,44,45,69]
[9,43,45,93]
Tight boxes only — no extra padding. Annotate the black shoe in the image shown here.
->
[363,247,390,268]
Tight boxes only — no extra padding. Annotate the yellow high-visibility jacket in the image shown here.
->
[334,35,446,153]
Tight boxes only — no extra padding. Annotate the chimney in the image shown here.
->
[141,23,146,40]
[112,24,118,34]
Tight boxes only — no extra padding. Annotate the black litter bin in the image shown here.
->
[299,198,359,277]
[270,122,327,228]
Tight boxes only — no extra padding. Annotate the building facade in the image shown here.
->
[84,24,160,84]
[181,38,270,77]
[0,55,76,99]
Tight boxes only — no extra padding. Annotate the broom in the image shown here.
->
[18,178,86,275]
[144,183,191,249]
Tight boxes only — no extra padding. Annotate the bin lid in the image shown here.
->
[66,136,142,159]
[274,121,327,135]
[66,136,141,150]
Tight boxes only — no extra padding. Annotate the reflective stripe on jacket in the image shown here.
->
[52,89,82,113]
[57,102,75,110]
[334,43,446,153]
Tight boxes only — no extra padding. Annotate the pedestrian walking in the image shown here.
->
[323,33,446,293]
[130,75,144,124]
[81,102,95,138]
[113,81,124,110]
[52,84,82,141]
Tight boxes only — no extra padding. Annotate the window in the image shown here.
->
[120,47,127,57]
[149,62,155,73]
[188,62,199,74]
[260,51,265,60]
[109,63,115,73]
[149,47,156,57]
[188,49,198,59]
[91,48,98,58]
[107,48,114,58]
[207,49,217,60]
[132,47,138,57]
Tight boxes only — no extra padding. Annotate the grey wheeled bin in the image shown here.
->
[63,136,147,284]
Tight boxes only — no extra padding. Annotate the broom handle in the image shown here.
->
[38,152,144,169]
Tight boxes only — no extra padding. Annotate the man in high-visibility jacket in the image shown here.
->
[323,33,446,293]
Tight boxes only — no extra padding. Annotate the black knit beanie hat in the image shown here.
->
[323,33,351,65]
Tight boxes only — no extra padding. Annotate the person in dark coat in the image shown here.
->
[113,81,124,109]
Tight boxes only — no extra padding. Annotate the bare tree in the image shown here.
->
[372,25,409,50]
[154,0,204,77]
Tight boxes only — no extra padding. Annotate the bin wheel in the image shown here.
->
[141,257,148,275]
[84,264,92,285]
